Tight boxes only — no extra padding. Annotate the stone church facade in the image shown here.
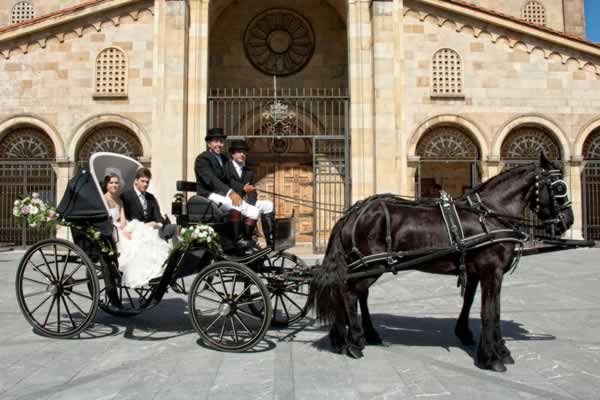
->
[0,0,599,250]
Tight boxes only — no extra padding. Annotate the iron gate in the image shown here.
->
[0,161,56,246]
[208,88,350,252]
[582,161,600,241]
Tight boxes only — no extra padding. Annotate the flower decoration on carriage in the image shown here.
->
[12,192,58,228]
[179,224,223,256]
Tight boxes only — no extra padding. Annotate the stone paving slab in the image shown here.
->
[1,248,600,399]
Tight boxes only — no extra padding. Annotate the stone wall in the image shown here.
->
[0,7,155,162]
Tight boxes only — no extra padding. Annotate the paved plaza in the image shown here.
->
[1,247,600,399]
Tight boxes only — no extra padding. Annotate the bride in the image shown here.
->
[102,169,172,288]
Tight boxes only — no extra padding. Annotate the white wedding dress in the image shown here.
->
[108,207,172,288]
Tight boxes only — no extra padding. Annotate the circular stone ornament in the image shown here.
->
[244,9,315,76]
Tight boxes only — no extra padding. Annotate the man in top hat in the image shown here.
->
[224,139,275,247]
[194,128,260,249]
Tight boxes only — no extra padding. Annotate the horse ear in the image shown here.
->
[539,152,552,169]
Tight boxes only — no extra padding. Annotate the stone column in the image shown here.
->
[568,157,584,239]
[372,0,404,195]
[186,0,211,181]
[151,0,189,212]
[54,159,71,240]
[348,0,375,201]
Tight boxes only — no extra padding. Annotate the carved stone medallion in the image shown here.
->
[244,9,315,76]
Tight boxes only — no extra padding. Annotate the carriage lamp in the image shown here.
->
[172,193,185,216]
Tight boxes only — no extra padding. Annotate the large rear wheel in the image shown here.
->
[189,261,272,352]
[15,239,100,338]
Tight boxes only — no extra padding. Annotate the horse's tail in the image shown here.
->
[308,222,348,325]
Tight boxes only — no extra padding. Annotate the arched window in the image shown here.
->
[416,126,479,160]
[94,47,128,97]
[522,1,546,26]
[10,1,35,25]
[501,127,561,161]
[77,126,142,161]
[583,128,600,160]
[431,49,463,97]
[0,127,55,159]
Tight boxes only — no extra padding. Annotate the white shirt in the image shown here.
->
[233,161,243,179]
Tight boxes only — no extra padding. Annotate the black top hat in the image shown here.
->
[228,139,250,152]
[205,128,227,141]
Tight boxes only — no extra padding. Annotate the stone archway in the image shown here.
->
[415,125,481,198]
[500,126,562,162]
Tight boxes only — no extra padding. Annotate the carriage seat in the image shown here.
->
[174,180,227,224]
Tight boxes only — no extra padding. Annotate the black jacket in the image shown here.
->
[120,189,165,224]
[224,160,257,204]
[194,151,231,197]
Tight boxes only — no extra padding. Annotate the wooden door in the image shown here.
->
[252,162,313,242]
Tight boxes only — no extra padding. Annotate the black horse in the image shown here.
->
[308,154,573,372]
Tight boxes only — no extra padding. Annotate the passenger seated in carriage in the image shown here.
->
[102,167,172,288]
[223,139,275,247]
[194,128,266,250]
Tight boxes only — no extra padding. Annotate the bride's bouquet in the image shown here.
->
[12,193,58,228]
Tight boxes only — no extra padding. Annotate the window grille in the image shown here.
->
[523,1,546,26]
[10,1,35,24]
[431,49,463,97]
[94,47,128,98]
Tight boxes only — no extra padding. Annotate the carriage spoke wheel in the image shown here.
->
[189,261,272,352]
[16,239,99,338]
[251,252,311,327]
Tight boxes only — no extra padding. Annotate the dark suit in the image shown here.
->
[120,189,175,240]
[194,151,231,197]
[224,160,257,204]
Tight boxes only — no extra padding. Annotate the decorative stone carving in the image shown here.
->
[0,128,55,159]
[77,126,142,160]
[501,127,560,160]
[244,9,315,76]
[416,126,479,160]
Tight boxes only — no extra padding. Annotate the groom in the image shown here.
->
[120,167,176,241]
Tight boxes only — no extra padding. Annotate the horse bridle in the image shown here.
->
[532,168,571,235]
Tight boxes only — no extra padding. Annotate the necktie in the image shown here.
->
[214,153,223,167]
[139,193,148,215]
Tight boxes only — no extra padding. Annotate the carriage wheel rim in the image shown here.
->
[189,263,272,351]
[16,240,99,338]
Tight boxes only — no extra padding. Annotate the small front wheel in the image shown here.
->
[15,239,100,338]
[188,261,272,352]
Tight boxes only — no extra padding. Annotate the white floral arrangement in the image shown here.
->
[13,193,58,228]
[14,192,115,255]
[178,224,223,255]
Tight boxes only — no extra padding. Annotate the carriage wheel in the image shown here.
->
[15,239,99,338]
[95,256,153,317]
[251,252,311,327]
[189,261,272,352]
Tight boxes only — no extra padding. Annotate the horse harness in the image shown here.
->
[346,192,528,296]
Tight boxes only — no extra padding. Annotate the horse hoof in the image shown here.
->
[476,359,506,373]
[502,354,515,365]
[346,345,364,359]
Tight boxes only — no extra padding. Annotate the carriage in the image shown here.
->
[14,152,312,352]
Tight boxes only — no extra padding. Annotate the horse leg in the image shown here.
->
[329,317,347,354]
[345,288,366,358]
[476,266,507,372]
[493,280,514,364]
[455,276,479,346]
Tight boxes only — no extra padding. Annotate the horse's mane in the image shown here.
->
[335,162,538,234]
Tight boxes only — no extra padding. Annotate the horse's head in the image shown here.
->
[530,153,574,236]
